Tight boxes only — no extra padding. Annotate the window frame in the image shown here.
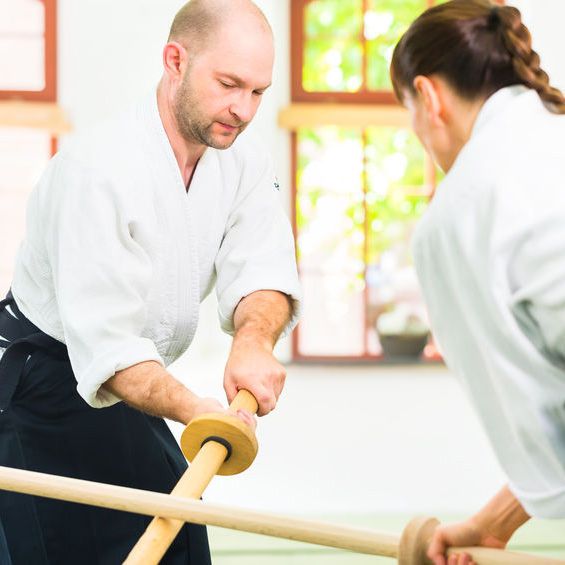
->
[290,126,438,363]
[290,0,439,362]
[0,0,57,102]
[290,0,436,104]
[290,0,504,361]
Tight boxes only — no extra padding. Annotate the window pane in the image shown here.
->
[305,0,363,38]
[297,127,364,266]
[0,128,50,294]
[364,127,430,357]
[297,127,366,356]
[365,0,428,91]
[303,0,363,93]
[303,40,363,92]
[299,272,366,356]
[0,0,45,91]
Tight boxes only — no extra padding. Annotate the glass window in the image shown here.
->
[0,0,55,100]
[0,128,51,293]
[297,127,366,355]
[292,0,446,361]
[296,0,435,102]
[295,125,436,359]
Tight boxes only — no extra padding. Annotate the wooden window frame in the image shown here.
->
[290,0,437,362]
[291,0,436,105]
[290,128,438,363]
[0,0,57,102]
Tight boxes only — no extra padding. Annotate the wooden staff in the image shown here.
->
[125,389,259,564]
[0,465,562,565]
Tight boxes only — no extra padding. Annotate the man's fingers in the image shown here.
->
[262,396,277,416]
[224,381,238,404]
[273,369,286,400]
[256,397,277,416]
[235,409,257,431]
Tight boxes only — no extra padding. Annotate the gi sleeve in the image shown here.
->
[214,154,302,337]
[509,212,565,366]
[42,155,164,408]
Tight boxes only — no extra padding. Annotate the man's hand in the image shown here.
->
[224,335,286,416]
[192,396,257,431]
[225,290,293,416]
[427,485,529,565]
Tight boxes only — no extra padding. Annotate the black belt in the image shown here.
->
[0,292,67,411]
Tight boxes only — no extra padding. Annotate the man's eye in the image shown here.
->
[253,91,264,96]
[220,82,236,89]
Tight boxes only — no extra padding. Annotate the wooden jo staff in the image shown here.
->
[125,388,260,564]
[0,465,562,565]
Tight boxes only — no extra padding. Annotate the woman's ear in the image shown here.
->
[413,75,444,127]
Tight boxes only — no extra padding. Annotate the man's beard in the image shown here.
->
[173,74,246,150]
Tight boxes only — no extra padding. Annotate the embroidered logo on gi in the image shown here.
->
[273,177,280,191]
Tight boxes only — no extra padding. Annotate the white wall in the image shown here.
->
[513,0,565,90]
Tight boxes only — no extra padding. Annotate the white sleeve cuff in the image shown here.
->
[508,480,565,519]
[75,337,164,408]
[218,279,302,338]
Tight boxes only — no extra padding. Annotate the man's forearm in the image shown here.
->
[472,485,530,544]
[233,290,293,348]
[103,361,199,424]
[223,290,292,415]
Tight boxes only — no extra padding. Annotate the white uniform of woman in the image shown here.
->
[413,85,565,518]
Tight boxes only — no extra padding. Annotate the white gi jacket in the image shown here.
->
[413,85,565,517]
[11,93,301,410]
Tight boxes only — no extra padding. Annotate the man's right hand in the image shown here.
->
[191,396,256,431]
[105,361,255,430]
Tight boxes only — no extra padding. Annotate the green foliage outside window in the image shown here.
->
[296,126,427,271]
[303,0,434,92]
[365,0,428,90]
[365,127,428,265]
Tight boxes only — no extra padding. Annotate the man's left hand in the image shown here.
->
[224,335,286,416]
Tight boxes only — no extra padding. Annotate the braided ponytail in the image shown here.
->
[391,0,565,115]
[495,5,565,114]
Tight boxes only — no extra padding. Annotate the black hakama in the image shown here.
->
[0,292,211,564]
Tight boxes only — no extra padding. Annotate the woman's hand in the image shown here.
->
[427,485,529,565]
[427,518,506,565]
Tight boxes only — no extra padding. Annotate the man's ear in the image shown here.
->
[162,41,187,79]
[413,75,444,127]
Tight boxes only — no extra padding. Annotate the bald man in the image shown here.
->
[0,1,300,563]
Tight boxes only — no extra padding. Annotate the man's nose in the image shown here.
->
[229,92,258,124]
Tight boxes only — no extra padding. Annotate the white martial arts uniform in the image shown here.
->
[10,92,301,409]
[413,85,565,517]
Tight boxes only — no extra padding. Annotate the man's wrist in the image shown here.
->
[232,326,275,352]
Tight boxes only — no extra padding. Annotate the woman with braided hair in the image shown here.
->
[390,1,565,563]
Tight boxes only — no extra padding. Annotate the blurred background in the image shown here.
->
[1,0,564,562]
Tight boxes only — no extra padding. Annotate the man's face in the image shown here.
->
[173,21,274,150]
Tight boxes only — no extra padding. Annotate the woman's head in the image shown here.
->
[391,0,565,114]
